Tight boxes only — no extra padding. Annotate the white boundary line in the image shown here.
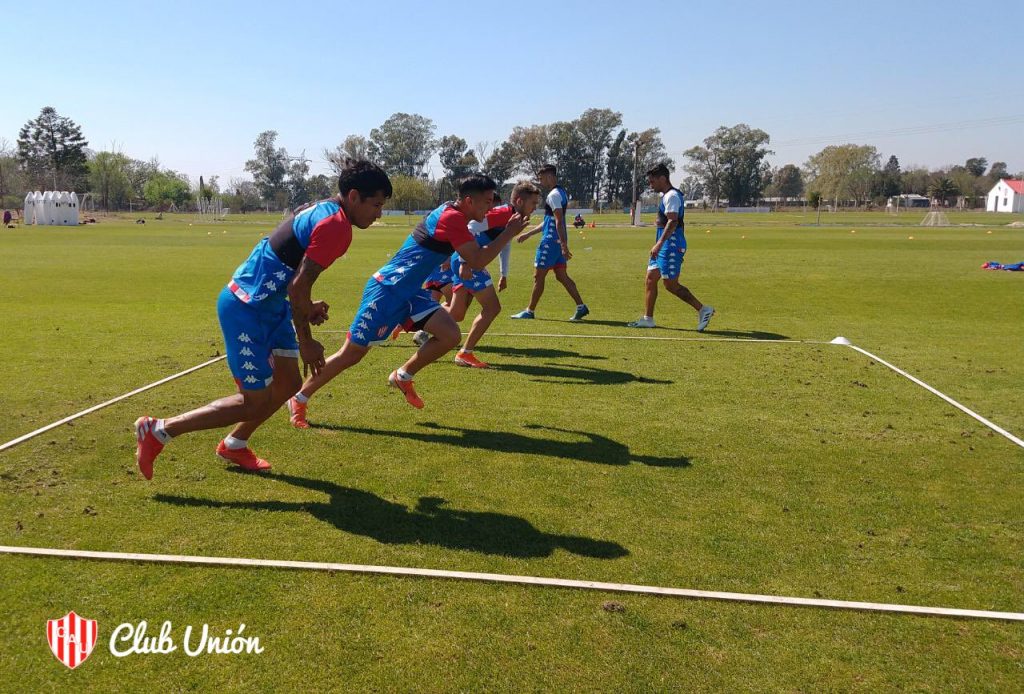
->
[0,356,225,453]
[1,544,1020,622]
[831,337,1024,450]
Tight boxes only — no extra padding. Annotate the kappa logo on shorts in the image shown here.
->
[240,347,254,357]
[244,375,258,384]
[238,333,253,344]
[47,612,98,669]
[274,271,287,281]
[241,361,257,371]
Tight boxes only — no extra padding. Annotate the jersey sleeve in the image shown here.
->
[485,205,514,230]
[663,190,683,215]
[304,214,352,269]
[546,189,562,211]
[436,209,474,247]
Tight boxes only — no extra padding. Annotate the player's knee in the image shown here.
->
[662,277,680,290]
[645,273,660,289]
[434,325,461,349]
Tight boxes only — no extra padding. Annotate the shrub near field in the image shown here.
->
[0,212,1022,691]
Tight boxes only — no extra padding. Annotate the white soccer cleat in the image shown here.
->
[697,305,715,332]
[627,316,656,328]
[413,330,430,347]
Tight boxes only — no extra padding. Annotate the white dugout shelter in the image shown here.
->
[22,191,80,226]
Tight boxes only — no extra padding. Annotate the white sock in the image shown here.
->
[644,315,653,321]
[396,368,413,382]
[224,435,248,450]
[293,392,310,404]
[459,348,472,354]
[153,419,172,444]
[577,304,586,309]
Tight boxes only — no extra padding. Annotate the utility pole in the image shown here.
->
[631,138,640,226]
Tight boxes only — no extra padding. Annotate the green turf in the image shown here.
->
[1,211,1022,690]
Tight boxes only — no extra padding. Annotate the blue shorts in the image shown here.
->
[348,278,442,347]
[423,266,454,290]
[450,255,493,294]
[216,287,299,391]
[647,237,686,280]
[534,235,567,270]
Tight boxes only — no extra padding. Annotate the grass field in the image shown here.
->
[1,209,1023,691]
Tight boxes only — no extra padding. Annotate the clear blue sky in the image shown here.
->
[6,0,1023,183]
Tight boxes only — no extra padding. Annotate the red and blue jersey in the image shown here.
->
[372,202,473,295]
[228,199,352,308]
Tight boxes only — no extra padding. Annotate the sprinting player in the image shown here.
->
[288,173,526,425]
[511,164,589,321]
[447,181,541,367]
[628,163,714,331]
[133,161,392,479]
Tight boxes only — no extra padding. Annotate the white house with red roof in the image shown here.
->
[986,179,1024,213]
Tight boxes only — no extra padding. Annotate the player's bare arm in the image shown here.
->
[288,256,327,376]
[652,212,679,257]
[553,208,571,259]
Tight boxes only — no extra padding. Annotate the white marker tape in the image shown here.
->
[0,356,225,453]
[1,545,1020,622]
[832,337,1024,450]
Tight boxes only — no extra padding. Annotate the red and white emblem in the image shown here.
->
[46,611,98,669]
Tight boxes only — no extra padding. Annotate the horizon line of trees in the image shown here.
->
[3,107,1022,214]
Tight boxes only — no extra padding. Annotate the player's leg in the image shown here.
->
[446,286,473,323]
[389,293,460,408]
[553,265,589,320]
[629,267,660,328]
[512,267,547,319]
[456,284,500,368]
[134,289,281,479]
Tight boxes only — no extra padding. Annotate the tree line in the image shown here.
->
[2,106,1020,213]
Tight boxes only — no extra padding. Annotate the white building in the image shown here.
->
[986,179,1024,213]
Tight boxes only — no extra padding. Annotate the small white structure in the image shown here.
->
[21,190,79,226]
[986,179,1024,213]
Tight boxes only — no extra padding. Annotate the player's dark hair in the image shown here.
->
[338,159,392,199]
[536,163,557,177]
[646,163,671,180]
[457,173,497,198]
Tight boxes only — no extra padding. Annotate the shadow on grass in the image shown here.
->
[489,362,673,385]
[155,473,628,559]
[310,422,691,468]
[529,317,789,340]
[474,345,606,360]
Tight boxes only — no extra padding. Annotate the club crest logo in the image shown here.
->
[377,325,390,338]
[47,611,98,669]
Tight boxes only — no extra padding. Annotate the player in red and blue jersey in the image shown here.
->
[628,163,714,331]
[447,181,541,367]
[511,164,589,322]
[133,161,392,479]
[288,173,527,423]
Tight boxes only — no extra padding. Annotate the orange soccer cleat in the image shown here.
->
[134,416,164,480]
[388,370,424,409]
[288,397,309,429]
[215,441,272,472]
[454,351,489,369]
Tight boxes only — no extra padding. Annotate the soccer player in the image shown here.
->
[628,163,714,331]
[133,161,392,479]
[510,164,589,321]
[447,181,541,367]
[288,173,526,425]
